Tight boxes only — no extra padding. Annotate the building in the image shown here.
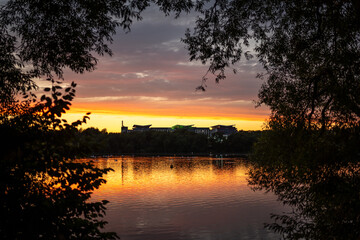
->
[132,124,152,132]
[121,121,128,133]
[120,123,237,137]
[171,125,210,136]
[171,124,194,130]
[151,127,173,133]
[210,125,237,137]
[193,127,211,137]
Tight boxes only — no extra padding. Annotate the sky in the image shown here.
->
[45,5,270,132]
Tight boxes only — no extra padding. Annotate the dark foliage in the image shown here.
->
[210,130,261,154]
[249,146,360,239]
[76,128,261,156]
[0,87,118,239]
[251,121,360,165]
[3,0,358,129]
[249,122,360,239]
[183,0,360,129]
[249,161,360,240]
[2,0,359,129]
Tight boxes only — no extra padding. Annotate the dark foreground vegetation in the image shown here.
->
[0,111,117,239]
[248,124,360,239]
[78,128,262,156]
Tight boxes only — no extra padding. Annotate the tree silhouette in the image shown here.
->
[3,1,359,128]
[0,84,118,239]
[183,0,360,129]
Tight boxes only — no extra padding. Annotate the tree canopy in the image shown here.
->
[183,0,360,129]
[2,0,359,128]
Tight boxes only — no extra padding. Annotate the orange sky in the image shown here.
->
[46,7,269,132]
[64,111,267,132]
[63,95,268,132]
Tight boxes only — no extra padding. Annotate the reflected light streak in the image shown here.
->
[84,157,285,240]
[89,157,251,200]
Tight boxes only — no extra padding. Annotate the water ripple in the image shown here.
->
[90,157,287,240]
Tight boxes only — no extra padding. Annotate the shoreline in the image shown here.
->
[86,153,250,158]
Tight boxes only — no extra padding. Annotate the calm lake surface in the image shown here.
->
[90,156,287,240]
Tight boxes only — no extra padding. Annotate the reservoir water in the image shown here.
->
[90,156,287,240]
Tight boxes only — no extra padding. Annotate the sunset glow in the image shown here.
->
[65,112,266,132]
[53,7,270,131]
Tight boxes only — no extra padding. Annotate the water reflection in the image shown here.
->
[90,156,285,240]
[248,160,360,239]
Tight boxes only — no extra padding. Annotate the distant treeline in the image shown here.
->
[77,128,262,156]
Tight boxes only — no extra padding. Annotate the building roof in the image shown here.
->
[171,124,194,129]
[210,125,235,129]
[133,124,152,128]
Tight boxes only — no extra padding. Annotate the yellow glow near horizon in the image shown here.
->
[63,111,266,132]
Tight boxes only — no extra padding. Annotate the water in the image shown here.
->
[90,156,286,240]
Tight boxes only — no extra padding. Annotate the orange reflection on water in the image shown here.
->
[89,156,251,199]
[83,156,284,239]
